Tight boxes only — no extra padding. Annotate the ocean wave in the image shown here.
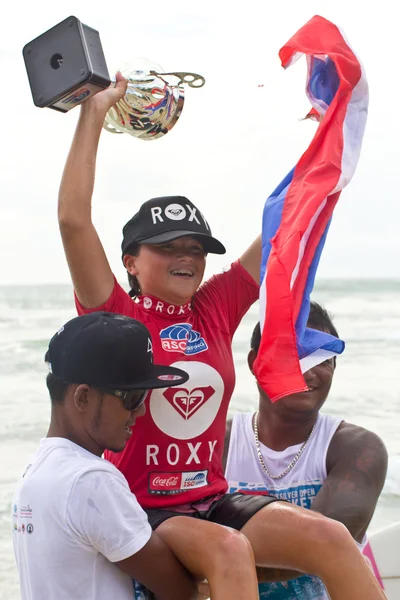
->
[314,279,400,294]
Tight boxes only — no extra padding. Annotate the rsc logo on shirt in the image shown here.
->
[159,323,208,355]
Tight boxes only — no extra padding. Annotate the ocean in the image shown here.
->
[0,279,399,599]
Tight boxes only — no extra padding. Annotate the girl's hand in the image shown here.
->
[81,71,128,116]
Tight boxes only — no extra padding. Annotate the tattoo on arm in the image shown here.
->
[311,424,388,543]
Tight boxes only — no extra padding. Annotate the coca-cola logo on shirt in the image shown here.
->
[150,361,224,440]
[150,474,180,489]
[148,470,208,495]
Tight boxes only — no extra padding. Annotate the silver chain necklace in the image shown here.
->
[253,411,317,480]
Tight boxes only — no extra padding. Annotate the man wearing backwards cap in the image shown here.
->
[11,312,203,600]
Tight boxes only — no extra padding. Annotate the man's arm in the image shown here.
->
[115,532,197,600]
[255,423,388,581]
[311,422,388,543]
[239,235,261,285]
[68,470,197,600]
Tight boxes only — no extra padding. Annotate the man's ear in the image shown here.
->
[73,384,91,412]
[247,349,257,375]
[123,254,139,276]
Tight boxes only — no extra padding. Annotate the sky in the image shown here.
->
[1,0,399,284]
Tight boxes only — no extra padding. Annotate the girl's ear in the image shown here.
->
[123,254,139,276]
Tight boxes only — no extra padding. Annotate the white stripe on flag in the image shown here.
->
[290,197,328,290]
[300,349,336,373]
[259,270,267,332]
[332,68,368,193]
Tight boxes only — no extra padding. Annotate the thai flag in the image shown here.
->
[254,15,368,402]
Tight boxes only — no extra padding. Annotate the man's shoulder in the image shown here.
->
[14,447,121,507]
[72,457,125,482]
[327,420,388,472]
[37,441,126,487]
[331,420,386,447]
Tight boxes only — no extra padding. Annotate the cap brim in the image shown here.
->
[139,230,226,255]
[106,364,189,391]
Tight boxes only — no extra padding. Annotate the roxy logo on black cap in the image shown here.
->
[150,202,210,229]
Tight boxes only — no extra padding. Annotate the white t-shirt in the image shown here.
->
[12,437,152,600]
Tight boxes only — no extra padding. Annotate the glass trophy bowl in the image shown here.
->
[103,59,205,140]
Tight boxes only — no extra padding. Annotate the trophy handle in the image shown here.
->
[150,71,205,88]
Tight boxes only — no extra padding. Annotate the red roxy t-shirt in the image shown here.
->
[75,261,258,508]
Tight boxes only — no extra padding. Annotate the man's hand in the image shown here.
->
[115,531,197,600]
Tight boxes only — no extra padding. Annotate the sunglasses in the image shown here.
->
[97,388,148,411]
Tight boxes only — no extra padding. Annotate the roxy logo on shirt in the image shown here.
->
[163,385,215,420]
[149,361,224,439]
[159,323,208,355]
[141,297,192,315]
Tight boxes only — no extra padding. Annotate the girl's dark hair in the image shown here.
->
[250,301,339,354]
[124,243,141,298]
[127,272,141,298]
[46,372,70,404]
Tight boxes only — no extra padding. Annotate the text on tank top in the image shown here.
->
[226,411,342,508]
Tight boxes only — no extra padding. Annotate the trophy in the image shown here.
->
[103,61,205,140]
[22,16,205,140]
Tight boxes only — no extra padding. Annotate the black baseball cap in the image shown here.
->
[45,312,189,390]
[121,196,226,258]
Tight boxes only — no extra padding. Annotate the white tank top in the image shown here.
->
[226,412,341,508]
[225,412,342,600]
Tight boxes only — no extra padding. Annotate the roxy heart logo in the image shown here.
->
[150,361,224,439]
[165,203,186,220]
[163,386,215,420]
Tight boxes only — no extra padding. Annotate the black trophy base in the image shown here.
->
[23,16,111,113]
